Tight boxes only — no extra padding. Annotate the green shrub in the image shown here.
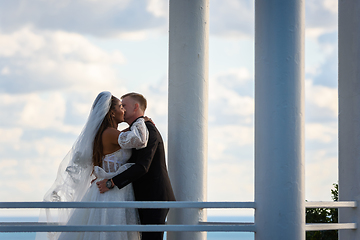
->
[306,183,338,240]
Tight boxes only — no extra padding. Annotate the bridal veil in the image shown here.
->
[40,91,113,224]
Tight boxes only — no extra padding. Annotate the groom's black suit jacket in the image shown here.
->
[112,118,176,202]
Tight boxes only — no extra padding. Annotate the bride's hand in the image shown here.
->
[144,116,155,125]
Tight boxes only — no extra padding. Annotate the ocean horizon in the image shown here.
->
[0,215,254,240]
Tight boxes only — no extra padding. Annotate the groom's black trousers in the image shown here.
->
[138,208,169,240]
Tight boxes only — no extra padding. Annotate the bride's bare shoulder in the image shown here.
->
[102,127,121,142]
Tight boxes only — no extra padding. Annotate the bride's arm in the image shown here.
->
[102,118,150,150]
[102,118,149,150]
[118,118,149,149]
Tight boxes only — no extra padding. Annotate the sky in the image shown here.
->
[0,0,339,216]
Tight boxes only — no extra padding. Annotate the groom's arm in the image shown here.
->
[111,122,158,189]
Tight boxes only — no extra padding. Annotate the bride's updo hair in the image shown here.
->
[92,95,119,167]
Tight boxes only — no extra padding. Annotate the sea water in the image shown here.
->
[0,216,254,240]
[207,216,254,240]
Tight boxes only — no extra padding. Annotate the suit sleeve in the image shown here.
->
[112,122,158,189]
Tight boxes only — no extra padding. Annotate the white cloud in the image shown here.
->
[0,159,18,169]
[0,128,23,143]
[0,28,125,93]
[32,137,73,162]
[0,134,74,202]
[207,161,254,216]
[215,68,252,86]
[209,68,254,126]
[306,0,337,37]
[210,0,254,38]
[208,125,253,160]
[147,0,168,18]
[116,31,150,40]
[1,66,10,75]
[208,162,253,200]
[305,152,338,201]
[306,123,337,143]
[20,93,66,129]
[0,28,44,57]
[307,32,338,88]
[209,0,337,40]
[0,91,82,135]
[0,0,166,37]
[305,80,338,120]
[323,0,338,14]
[306,28,330,39]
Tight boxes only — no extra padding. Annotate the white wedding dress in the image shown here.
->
[37,93,148,240]
[57,148,140,240]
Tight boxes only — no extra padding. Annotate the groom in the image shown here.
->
[97,92,176,240]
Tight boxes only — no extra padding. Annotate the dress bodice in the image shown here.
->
[102,149,132,173]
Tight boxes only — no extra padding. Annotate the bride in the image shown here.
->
[37,91,149,240]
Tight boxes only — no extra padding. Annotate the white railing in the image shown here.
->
[0,201,256,233]
[305,201,357,231]
[0,201,357,233]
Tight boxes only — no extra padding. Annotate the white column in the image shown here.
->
[255,1,305,239]
[167,0,209,240]
[338,2,360,240]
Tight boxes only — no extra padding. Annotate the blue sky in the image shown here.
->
[0,0,339,216]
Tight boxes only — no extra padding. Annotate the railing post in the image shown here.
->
[167,0,209,240]
[338,1,360,239]
[255,0,305,240]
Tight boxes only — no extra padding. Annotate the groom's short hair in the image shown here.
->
[121,92,147,112]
